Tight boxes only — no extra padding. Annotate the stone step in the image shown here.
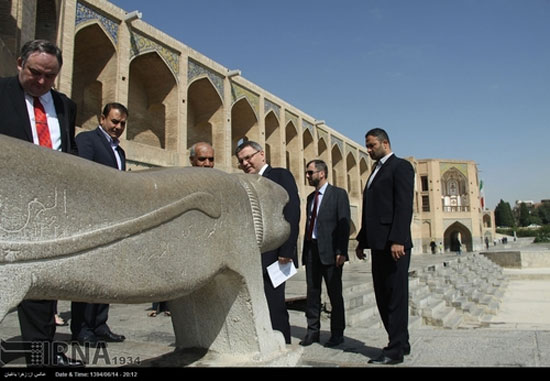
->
[422,302,463,328]
[408,252,510,328]
[298,251,509,331]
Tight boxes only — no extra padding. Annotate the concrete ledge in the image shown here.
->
[481,250,550,268]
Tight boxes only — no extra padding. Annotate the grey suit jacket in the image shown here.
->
[302,184,351,266]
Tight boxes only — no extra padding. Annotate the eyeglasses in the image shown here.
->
[238,150,260,165]
[305,170,320,176]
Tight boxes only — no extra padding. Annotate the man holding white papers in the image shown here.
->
[300,160,350,347]
[235,141,300,344]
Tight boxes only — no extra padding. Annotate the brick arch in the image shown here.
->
[359,157,369,192]
[72,23,117,131]
[346,152,360,199]
[331,144,344,188]
[128,51,178,150]
[187,77,223,157]
[231,98,259,170]
[285,121,300,178]
[265,110,281,167]
[317,136,329,164]
[444,221,472,253]
[35,0,58,43]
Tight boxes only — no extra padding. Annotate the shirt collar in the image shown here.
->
[98,126,120,147]
[317,182,329,195]
[26,90,53,105]
[379,152,394,166]
[258,163,269,176]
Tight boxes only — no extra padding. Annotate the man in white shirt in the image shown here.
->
[300,160,350,347]
[235,141,300,344]
[71,103,129,347]
[0,39,81,367]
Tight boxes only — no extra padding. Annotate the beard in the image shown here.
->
[308,177,320,187]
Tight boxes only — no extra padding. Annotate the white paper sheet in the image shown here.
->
[267,260,297,288]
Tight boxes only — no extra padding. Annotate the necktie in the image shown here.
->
[33,97,52,148]
[307,191,320,241]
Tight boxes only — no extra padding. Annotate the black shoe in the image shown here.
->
[299,332,320,346]
[50,353,85,368]
[74,334,106,348]
[97,331,126,343]
[403,344,411,356]
[324,335,344,347]
[368,354,403,365]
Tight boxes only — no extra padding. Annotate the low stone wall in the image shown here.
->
[480,250,550,268]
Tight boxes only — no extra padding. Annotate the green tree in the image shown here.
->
[537,203,550,225]
[495,199,515,227]
[518,202,530,227]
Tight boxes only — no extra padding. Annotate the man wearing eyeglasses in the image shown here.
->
[235,141,300,344]
[300,160,350,348]
[189,142,215,168]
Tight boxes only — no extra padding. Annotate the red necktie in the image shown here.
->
[33,97,52,148]
[307,191,320,241]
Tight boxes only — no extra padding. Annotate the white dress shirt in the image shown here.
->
[367,152,394,188]
[98,126,123,170]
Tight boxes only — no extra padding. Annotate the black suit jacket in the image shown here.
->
[302,184,351,265]
[0,76,77,155]
[75,127,126,170]
[262,165,301,270]
[357,154,414,251]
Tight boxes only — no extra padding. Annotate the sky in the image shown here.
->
[110,0,550,209]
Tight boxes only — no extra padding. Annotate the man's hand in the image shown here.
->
[335,254,346,267]
[355,246,366,260]
[390,243,407,261]
[278,257,292,264]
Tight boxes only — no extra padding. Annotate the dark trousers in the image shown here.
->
[70,302,110,339]
[17,300,56,342]
[304,241,345,336]
[17,300,60,365]
[371,248,411,359]
[263,271,291,344]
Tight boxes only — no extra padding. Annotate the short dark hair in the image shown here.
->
[235,140,263,156]
[102,102,129,118]
[306,159,328,178]
[20,39,63,68]
[366,128,390,146]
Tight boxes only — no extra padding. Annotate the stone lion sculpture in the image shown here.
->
[0,134,292,363]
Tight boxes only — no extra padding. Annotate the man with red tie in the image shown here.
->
[0,40,81,367]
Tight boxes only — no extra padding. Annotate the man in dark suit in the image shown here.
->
[300,160,350,348]
[356,128,414,365]
[235,141,300,344]
[70,103,128,347]
[0,39,82,367]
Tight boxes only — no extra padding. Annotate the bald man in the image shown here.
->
[189,142,215,168]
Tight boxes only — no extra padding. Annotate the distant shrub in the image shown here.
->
[534,225,550,243]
